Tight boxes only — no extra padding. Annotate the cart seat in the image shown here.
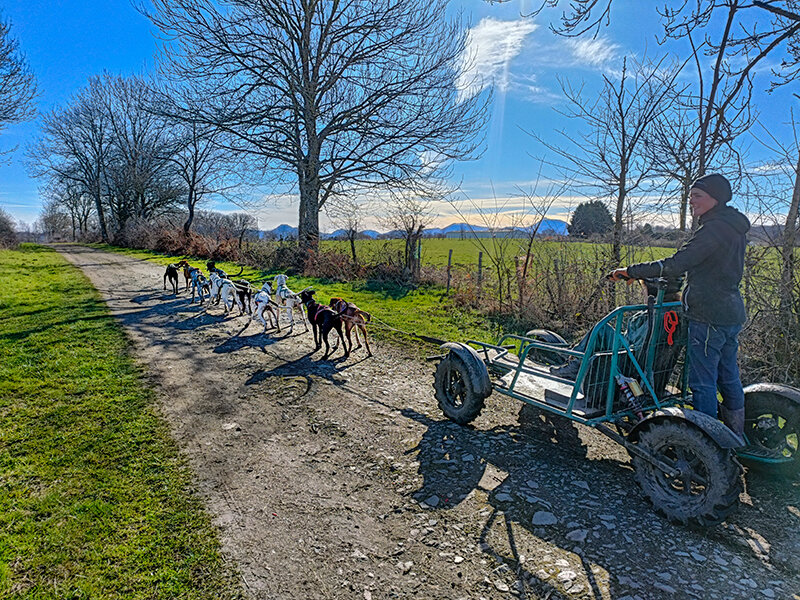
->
[498,370,606,418]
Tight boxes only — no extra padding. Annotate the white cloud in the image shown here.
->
[456,18,538,102]
[567,37,620,70]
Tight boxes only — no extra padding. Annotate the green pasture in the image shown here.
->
[324,237,676,269]
[0,245,241,599]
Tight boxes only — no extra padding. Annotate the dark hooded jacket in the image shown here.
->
[627,205,750,326]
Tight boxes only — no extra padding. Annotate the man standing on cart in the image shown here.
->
[609,174,750,438]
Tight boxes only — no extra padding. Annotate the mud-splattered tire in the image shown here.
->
[434,354,488,425]
[632,420,742,527]
[743,385,800,476]
[524,329,569,366]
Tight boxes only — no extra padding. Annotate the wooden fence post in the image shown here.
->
[477,251,483,300]
[446,248,453,294]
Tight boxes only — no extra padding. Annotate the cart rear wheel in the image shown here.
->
[743,387,800,476]
[632,420,742,527]
[434,353,488,425]
[524,329,569,366]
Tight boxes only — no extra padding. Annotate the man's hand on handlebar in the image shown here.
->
[607,268,634,283]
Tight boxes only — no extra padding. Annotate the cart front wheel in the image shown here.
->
[632,420,742,527]
[524,329,569,365]
[434,353,488,425]
[743,388,800,476]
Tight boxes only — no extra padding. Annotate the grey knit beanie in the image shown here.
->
[691,173,732,205]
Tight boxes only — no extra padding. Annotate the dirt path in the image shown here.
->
[56,245,799,600]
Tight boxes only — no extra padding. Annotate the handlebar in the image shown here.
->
[606,273,682,292]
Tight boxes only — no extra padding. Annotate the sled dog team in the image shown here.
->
[163,260,372,358]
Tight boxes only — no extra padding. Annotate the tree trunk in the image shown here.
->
[349,233,358,267]
[184,190,195,235]
[780,153,800,320]
[679,176,691,232]
[298,184,320,256]
[613,185,626,264]
[93,181,109,242]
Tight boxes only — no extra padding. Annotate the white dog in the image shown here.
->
[272,274,309,331]
[251,282,279,333]
[209,272,245,315]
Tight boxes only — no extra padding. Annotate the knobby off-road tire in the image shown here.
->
[632,420,742,527]
[434,353,489,425]
[524,329,569,366]
[744,385,800,476]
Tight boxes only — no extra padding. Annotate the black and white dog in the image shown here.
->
[251,282,279,332]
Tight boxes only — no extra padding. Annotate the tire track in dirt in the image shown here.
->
[56,245,800,600]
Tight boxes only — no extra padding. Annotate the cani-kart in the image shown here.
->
[431,278,800,526]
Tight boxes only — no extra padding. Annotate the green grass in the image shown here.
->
[0,245,242,599]
[325,237,676,268]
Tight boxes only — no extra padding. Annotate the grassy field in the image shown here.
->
[0,245,241,599]
[324,237,676,269]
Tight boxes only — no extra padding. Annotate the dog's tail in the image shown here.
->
[359,310,372,323]
[232,266,244,277]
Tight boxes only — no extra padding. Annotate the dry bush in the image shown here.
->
[304,249,359,281]
[240,239,305,274]
[741,311,800,384]
[738,247,800,384]
[0,209,19,249]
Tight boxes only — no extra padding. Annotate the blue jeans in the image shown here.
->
[687,321,745,418]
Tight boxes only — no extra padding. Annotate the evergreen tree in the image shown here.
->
[568,200,614,238]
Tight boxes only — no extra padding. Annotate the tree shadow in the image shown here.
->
[357,279,414,300]
[244,350,355,388]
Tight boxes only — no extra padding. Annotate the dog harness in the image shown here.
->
[314,306,333,321]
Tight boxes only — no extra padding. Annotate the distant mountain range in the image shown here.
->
[260,219,568,240]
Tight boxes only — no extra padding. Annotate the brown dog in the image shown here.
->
[175,259,192,290]
[329,297,372,356]
[299,289,348,360]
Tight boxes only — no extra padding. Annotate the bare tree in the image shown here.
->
[547,2,800,227]
[381,188,437,280]
[102,75,182,232]
[648,85,743,231]
[514,166,569,309]
[224,212,258,250]
[657,3,800,176]
[535,56,680,263]
[42,175,95,240]
[167,120,246,235]
[0,206,17,248]
[749,116,800,321]
[324,194,372,267]
[144,83,253,235]
[29,77,113,242]
[38,198,72,240]
[445,169,566,314]
[0,17,37,151]
[141,0,488,257]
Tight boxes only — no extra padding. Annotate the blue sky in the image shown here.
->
[1,0,798,230]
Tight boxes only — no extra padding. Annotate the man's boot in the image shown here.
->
[719,405,745,441]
